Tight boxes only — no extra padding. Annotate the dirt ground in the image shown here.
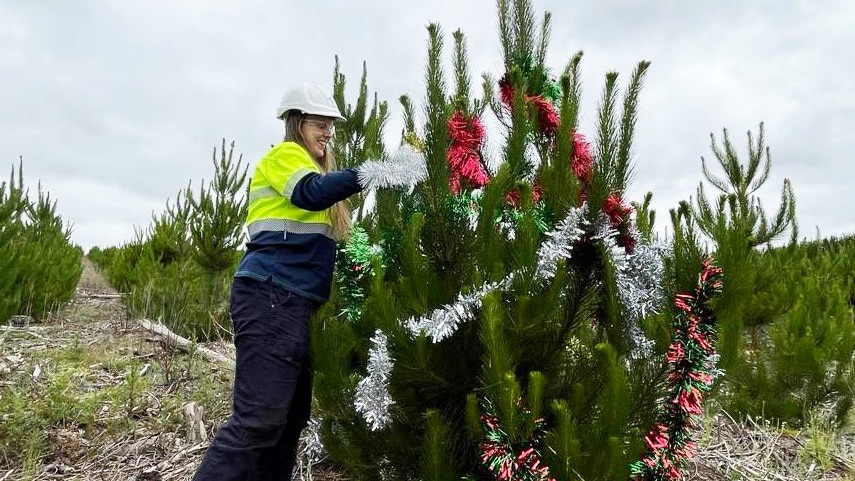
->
[1,259,854,480]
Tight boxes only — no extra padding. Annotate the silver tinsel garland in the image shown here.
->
[623,241,668,320]
[405,204,588,343]
[405,278,508,343]
[354,206,591,427]
[354,330,394,431]
[593,216,665,359]
[356,145,427,190]
[534,205,588,280]
[295,416,326,478]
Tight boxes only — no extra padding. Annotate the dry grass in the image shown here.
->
[685,410,855,481]
[0,261,233,481]
[75,257,116,295]
[2,260,855,480]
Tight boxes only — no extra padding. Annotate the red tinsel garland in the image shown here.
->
[603,194,632,225]
[499,75,559,136]
[526,95,560,136]
[498,74,594,188]
[447,110,489,194]
[629,259,724,481]
[571,132,593,183]
[603,193,636,253]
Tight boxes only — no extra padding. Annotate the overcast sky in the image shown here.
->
[2,0,853,250]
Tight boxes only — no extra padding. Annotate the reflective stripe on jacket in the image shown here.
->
[245,141,332,239]
[236,141,336,302]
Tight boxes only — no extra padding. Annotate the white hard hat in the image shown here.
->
[275,82,345,121]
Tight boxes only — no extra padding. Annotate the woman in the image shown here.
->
[194,82,364,481]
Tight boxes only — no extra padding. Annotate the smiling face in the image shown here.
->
[299,115,336,159]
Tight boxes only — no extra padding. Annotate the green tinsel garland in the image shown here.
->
[335,225,381,322]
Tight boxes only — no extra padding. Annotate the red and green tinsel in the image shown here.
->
[478,398,556,481]
[629,259,724,481]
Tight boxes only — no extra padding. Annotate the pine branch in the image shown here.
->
[749,144,773,194]
[452,30,471,112]
[512,0,536,69]
[476,73,494,117]
[400,94,416,135]
[693,185,718,239]
[562,51,583,127]
[348,62,370,137]
[332,55,347,118]
[756,178,795,246]
[744,123,764,189]
[700,156,731,194]
[590,71,619,209]
[721,129,744,189]
[615,60,650,193]
[422,23,451,205]
[497,0,512,68]
[535,12,552,68]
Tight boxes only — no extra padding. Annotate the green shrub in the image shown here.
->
[724,240,855,426]
[90,140,247,341]
[0,159,82,322]
[687,124,855,427]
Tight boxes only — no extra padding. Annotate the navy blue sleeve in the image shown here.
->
[291,168,363,211]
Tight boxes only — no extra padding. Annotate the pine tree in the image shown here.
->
[311,1,720,479]
[0,159,82,322]
[101,140,247,340]
[331,57,389,221]
[690,123,796,373]
[186,139,248,336]
[683,124,852,428]
[0,160,27,321]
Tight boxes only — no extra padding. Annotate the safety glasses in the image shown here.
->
[303,118,336,135]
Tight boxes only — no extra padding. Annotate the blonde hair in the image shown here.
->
[284,112,352,241]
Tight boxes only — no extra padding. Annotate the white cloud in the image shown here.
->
[2,0,853,250]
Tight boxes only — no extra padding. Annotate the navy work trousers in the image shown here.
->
[193,276,319,481]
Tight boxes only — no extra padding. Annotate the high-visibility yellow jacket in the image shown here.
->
[235,141,361,302]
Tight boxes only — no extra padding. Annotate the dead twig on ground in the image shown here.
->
[137,319,235,370]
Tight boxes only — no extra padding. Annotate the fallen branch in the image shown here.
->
[137,318,235,370]
[0,325,46,331]
[78,293,124,299]
[0,325,50,340]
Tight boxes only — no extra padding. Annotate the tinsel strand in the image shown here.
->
[356,144,427,190]
[405,278,508,343]
[629,259,724,481]
[295,415,326,476]
[534,204,587,279]
[354,330,394,431]
[447,110,489,193]
[593,215,663,359]
[478,398,557,481]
